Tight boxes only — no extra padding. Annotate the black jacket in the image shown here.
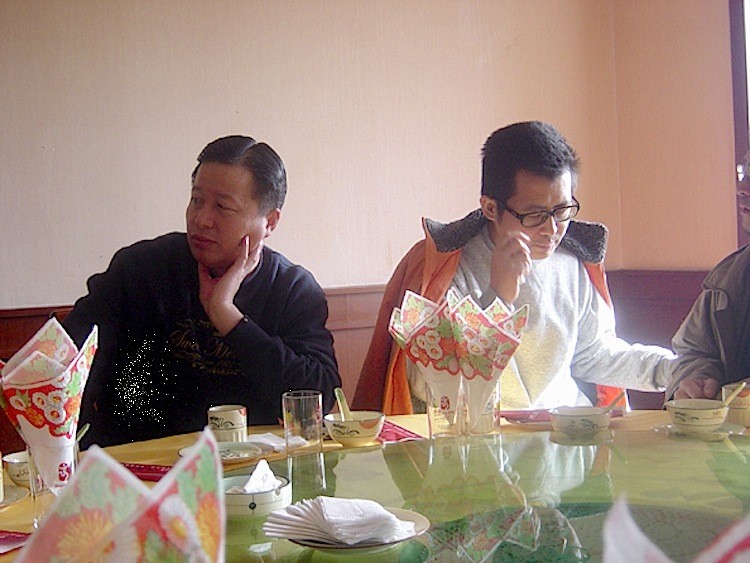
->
[64,233,340,447]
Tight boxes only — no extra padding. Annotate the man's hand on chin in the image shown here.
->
[198,236,262,335]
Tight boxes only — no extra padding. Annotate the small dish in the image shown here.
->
[550,430,613,446]
[0,485,29,509]
[178,441,272,464]
[653,423,746,441]
[287,507,430,552]
[223,475,292,517]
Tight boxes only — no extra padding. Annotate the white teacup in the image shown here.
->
[722,382,750,408]
[208,405,247,443]
[2,450,29,488]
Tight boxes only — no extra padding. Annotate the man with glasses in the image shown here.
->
[667,154,750,400]
[353,121,673,414]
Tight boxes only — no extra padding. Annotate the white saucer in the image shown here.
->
[288,507,430,552]
[179,441,273,464]
[653,423,746,441]
[549,430,613,446]
[0,485,29,509]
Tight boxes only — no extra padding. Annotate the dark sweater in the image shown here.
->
[64,233,340,447]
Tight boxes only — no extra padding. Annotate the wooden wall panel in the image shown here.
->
[608,270,708,409]
[323,286,385,400]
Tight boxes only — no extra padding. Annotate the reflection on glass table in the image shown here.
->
[222,425,750,562]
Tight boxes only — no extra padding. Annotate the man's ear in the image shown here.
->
[264,208,281,238]
[480,196,500,222]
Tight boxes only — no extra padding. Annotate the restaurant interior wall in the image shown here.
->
[0,0,738,311]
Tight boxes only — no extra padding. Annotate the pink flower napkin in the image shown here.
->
[0,318,97,495]
[16,428,225,562]
[389,289,528,432]
[604,496,750,562]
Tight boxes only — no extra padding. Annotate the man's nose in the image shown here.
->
[193,207,214,228]
[538,213,559,235]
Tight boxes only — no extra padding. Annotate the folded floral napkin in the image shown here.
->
[604,496,750,562]
[122,462,171,482]
[0,531,31,555]
[0,318,97,495]
[389,289,528,432]
[263,497,416,545]
[226,459,283,493]
[379,420,424,442]
[16,428,224,562]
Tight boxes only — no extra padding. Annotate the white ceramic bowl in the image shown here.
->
[665,399,728,434]
[2,451,29,488]
[548,406,611,437]
[722,383,750,408]
[323,411,385,447]
[223,475,292,517]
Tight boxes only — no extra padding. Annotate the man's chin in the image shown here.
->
[189,248,230,274]
[531,244,558,260]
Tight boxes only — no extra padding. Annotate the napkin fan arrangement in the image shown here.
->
[389,288,528,433]
[0,317,97,495]
[16,428,225,562]
[263,497,416,546]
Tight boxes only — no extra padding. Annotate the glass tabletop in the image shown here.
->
[223,427,750,561]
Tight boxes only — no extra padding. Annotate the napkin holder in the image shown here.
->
[223,476,292,517]
[390,289,527,439]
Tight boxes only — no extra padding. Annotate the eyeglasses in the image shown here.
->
[503,197,580,228]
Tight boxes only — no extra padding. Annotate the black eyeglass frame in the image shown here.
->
[503,196,581,228]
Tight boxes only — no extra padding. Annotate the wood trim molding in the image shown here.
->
[324,285,386,332]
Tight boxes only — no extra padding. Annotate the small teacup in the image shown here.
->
[208,405,247,443]
[3,450,29,488]
[722,382,750,408]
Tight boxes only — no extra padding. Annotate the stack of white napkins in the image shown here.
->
[227,459,283,493]
[263,497,415,545]
[248,432,307,452]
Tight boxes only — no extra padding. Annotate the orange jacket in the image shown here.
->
[352,211,622,414]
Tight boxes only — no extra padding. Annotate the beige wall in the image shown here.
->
[0,0,738,308]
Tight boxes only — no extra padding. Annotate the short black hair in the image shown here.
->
[481,121,579,206]
[192,135,287,212]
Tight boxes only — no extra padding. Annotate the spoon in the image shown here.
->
[721,381,747,407]
[602,390,626,414]
[334,387,352,420]
[76,422,90,444]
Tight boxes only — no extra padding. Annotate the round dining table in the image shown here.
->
[1,410,749,562]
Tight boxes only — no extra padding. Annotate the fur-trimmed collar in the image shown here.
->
[424,209,608,264]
